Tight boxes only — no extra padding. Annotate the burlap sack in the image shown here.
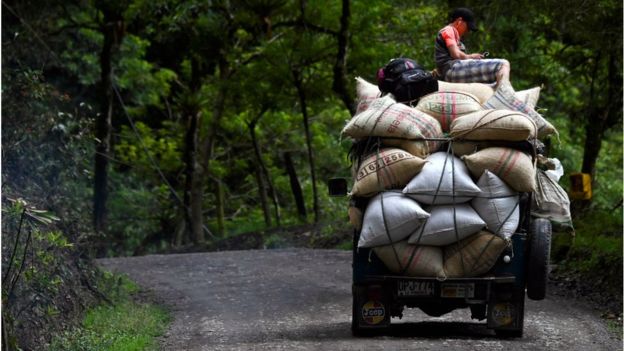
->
[342,95,443,153]
[351,148,426,197]
[471,170,519,241]
[444,230,506,278]
[373,240,445,277]
[515,86,541,108]
[407,204,486,246]
[449,109,537,141]
[462,147,536,193]
[450,141,480,156]
[415,91,483,131]
[437,81,495,104]
[381,138,430,158]
[348,206,363,231]
[355,77,381,114]
[358,191,430,248]
[403,152,481,205]
[532,169,573,226]
[482,81,556,139]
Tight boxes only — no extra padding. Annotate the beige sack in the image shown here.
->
[348,206,363,231]
[444,230,506,278]
[462,147,536,192]
[515,86,541,108]
[355,77,381,114]
[482,81,556,139]
[437,81,495,105]
[382,138,429,158]
[450,109,537,141]
[373,240,445,278]
[450,141,480,156]
[342,95,443,153]
[415,91,483,132]
[351,148,426,197]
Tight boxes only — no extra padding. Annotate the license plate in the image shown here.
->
[440,283,475,298]
[397,281,434,297]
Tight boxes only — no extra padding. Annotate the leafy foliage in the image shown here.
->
[2,0,622,347]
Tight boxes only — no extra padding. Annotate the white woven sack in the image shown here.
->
[403,152,481,204]
[471,170,519,241]
[355,77,381,114]
[407,204,486,246]
[358,191,430,248]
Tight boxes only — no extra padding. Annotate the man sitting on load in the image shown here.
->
[434,7,510,87]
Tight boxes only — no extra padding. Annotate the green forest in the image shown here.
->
[2,0,622,348]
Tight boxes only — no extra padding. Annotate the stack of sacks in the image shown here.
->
[356,152,515,279]
[347,77,542,279]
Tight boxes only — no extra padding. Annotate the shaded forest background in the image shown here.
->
[1,0,622,348]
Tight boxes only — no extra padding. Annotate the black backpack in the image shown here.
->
[376,58,439,103]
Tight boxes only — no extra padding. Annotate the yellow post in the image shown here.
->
[569,173,592,200]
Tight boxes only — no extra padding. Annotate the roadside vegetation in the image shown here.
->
[49,273,169,351]
[2,0,621,348]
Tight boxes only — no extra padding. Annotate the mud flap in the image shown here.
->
[487,286,525,335]
[352,284,390,335]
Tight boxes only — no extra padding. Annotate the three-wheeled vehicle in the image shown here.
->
[328,140,552,338]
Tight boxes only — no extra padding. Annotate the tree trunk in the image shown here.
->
[581,52,622,183]
[292,69,320,223]
[254,164,272,227]
[183,109,204,244]
[284,151,307,220]
[215,180,225,236]
[576,52,622,214]
[93,8,123,232]
[200,59,230,235]
[249,112,281,226]
[332,0,354,115]
[181,57,205,245]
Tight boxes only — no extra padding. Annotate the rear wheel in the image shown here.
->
[527,218,552,300]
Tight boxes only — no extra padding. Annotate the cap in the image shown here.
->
[450,7,478,32]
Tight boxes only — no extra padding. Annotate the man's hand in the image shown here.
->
[469,53,484,59]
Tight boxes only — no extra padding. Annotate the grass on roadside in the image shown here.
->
[49,272,170,351]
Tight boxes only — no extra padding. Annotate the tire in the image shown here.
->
[527,218,552,300]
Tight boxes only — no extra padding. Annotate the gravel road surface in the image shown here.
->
[98,249,620,350]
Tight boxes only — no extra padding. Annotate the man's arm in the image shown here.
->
[448,44,483,60]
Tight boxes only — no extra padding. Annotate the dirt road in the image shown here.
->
[98,249,620,350]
